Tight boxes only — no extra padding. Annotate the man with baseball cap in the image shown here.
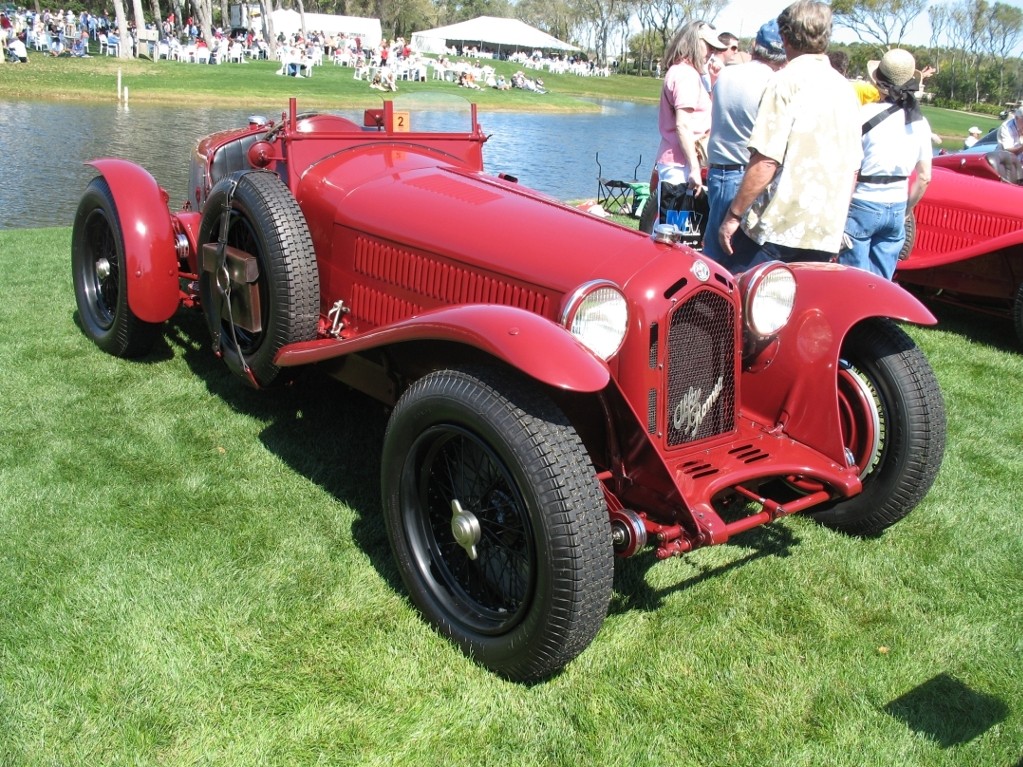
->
[703,19,788,263]
[964,126,982,149]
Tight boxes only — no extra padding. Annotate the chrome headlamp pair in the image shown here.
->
[561,263,797,361]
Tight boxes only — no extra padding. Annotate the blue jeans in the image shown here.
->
[838,198,907,280]
[728,229,835,272]
[703,166,745,263]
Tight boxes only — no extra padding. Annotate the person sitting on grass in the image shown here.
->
[370,65,398,91]
[71,34,89,57]
[8,34,28,63]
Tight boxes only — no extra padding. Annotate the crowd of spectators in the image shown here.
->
[602,1,930,279]
[342,41,551,95]
[643,0,931,282]
[3,8,98,61]
[3,6,612,92]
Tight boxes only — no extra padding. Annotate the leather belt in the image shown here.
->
[858,174,908,183]
[710,163,745,171]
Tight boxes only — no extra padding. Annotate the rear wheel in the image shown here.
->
[808,318,946,536]
[897,209,917,262]
[197,171,319,387]
[72,177,160,357]
[381,366,613,682]
[1012,281,1023,348]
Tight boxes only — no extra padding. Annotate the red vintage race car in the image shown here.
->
[72,94,946,682]
[897,146,1023,345]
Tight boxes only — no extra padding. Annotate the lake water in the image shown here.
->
[0,98,658,230]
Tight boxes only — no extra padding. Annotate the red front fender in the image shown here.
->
[741,262,936,463]
[87,159,179,323]
[275,304,611,393]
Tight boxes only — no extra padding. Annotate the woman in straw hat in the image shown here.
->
[837,48,933,279]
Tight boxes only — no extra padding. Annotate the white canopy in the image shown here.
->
[270,9,381,48]
[411,16,579,56]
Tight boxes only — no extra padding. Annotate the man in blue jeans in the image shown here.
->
[703,19,787,264]
[717,1,862,271]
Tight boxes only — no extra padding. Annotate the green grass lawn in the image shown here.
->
[1,226,1021,765]
[2,50,659,111]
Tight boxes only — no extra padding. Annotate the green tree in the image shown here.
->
[571,0,628,63]
[627,27,662,76]
[112,0,132,57]
[386,0,439,39]
[442,0,511,24]
[831,0,928,49]
[624,0,727,77]
[516,0,578,47]
[982,2,1023,104]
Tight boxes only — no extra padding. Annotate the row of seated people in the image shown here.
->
[160,37,254,63]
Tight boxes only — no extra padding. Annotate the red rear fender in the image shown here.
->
[87,159,179,323]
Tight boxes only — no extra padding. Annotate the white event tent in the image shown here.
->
[411,16,579,57]
[270,9,382,48]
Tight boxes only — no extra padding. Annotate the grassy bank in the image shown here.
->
[2,50,660,111]
[1,227,1022,766]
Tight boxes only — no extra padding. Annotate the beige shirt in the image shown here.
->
[743,54,863,252]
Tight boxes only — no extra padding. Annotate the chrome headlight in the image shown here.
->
[561,281,629,360]
[742,262,796,338]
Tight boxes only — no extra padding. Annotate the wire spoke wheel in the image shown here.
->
[407,425,535,634]
[837,359,885,480]
[382,366,613,682]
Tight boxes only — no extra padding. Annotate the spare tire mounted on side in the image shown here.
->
[198,171,320,387]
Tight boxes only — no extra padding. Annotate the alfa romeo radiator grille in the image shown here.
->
[666,290,736,447]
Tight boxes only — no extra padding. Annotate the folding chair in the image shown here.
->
[596,153,644,215]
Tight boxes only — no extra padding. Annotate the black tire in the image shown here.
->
[198,171,319,387]
[381,366,613,682]
[71,177,160,357]
[1013,281,1023,349]
[808,318,946,536]
[898,209,916,262]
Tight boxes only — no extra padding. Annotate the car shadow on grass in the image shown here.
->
[917,299,1019,355]
[608,521,800,615]
[161,310,401,587]
[883,672,1009,748]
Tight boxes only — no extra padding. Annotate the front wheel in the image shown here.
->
[381,366,613,682]
[808,318,946,536]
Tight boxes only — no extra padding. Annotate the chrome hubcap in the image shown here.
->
[450,498,481,560]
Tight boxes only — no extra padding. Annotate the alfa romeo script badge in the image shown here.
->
[692,260,711,282]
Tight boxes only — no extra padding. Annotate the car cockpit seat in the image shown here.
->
[985,150,1023,184]
[209,131,266,189]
